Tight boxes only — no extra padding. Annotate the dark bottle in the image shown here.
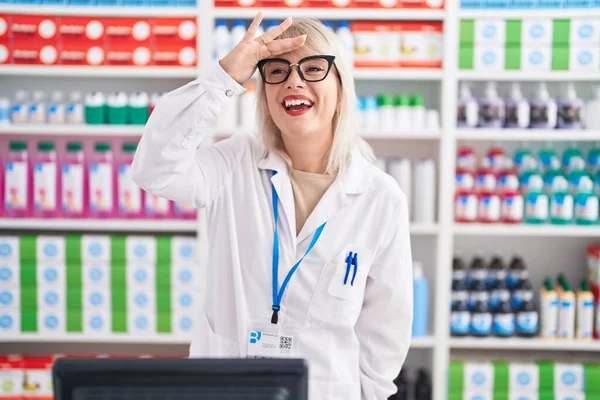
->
[470,293,492,337]
[486,253,506,289]
[490,279,509,312]
[516,290,539,337]
[512,279,534,310]
[507,255,528,290]
[452,256,467,286]
[492,289,515,338]
[414,369,432,400]
[388,369,408,400]
[468,254,487,290]
[469,278,488,312]
[451,286,471,337]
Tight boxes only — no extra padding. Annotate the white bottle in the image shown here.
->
[505,83,530,129]
[240,81,257,132]
[409,94,427,132]
[11,90,29,124]
[379,94,395,134]
[530,82,557,129]
[456,82,479,128]
[388,158,411,220]
[48,91,66,124]
[214,20,230,61]
[230,20,246,53]
[413,158,436,224]
[29,90,47,124]
[336,21,354,68]
[66,91,84,124]
[0,97,9,125]
[585,86,600,129]
[364,96,378,133]
[395,94,411,132]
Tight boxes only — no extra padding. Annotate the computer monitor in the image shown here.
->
[53,358,309,400]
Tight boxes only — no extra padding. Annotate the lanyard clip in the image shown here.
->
[271,305,280,324]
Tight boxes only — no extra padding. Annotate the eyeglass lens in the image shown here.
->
[261,57,330,84]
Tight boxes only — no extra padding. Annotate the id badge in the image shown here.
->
[246,319,297,359]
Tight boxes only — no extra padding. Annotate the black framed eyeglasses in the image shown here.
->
[257,55,336,85]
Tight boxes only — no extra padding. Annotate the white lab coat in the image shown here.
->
[131,64,413,400]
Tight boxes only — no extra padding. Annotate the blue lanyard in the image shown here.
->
[271,171,326,324]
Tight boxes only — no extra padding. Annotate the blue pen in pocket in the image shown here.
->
[351,253,358,286]
[344,252,353,285]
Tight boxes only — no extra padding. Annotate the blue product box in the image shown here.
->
[461,0,484,7]
[122,0,146,5]
[538,0,565,7]
[96,0,119,5]
[68,0,96,5]
[485,0,512,7]
[513,0,539,7]
[566,0,594,6]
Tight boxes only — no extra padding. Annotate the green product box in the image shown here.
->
[552,45,570,71]
[553,20,570,45]
[494,362,510,393]
[459,45,474,70]
[449,361,465,393]
[505,44,522,70]
[448,393,463,400]
[538,362,555,391]
[506,20,522,45]
[584,364,600,393]
[461,19,475,45]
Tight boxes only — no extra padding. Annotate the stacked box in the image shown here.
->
[171,237,201,335]
[0,237,20,335]
[82,236,111,335]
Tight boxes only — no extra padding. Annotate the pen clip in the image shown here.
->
[343,252,353,285]
[351,253,358,286]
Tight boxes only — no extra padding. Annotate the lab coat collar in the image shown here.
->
[258,149,374,243]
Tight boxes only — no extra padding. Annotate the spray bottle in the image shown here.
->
[559,281,576,340]
[478,82,504,128]
[576,281,594,340]
[457,82,479,128]
[540,278,559,339]
[505,83,530,128]
[557,83,584,129]
[530,82,557,129]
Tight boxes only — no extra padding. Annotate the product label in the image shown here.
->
[145,193,169,215]
[498,174,520,192]
[11,104,28,123]
[525,194,549,221]
[451,311,471,335]
[505,102,529,128]
[66,104,84,124]
[478,195,501,222]
[118,164,141,214]
[29,104,45,124]
[5,161,28,210]
[575,195,599,222]
[558,104,582,126]
[470,313,492,335]
[456,172,475,192]
[48,104,65,124]
[531,104,550,125]
[89,163,113,212]
[517,312,539,335]
[479,104,502,126]
[456,194,478,222]
[469,291,490,311]
[493,313,515,336]
[576,299,594,339]
[34,162,57,211]
[61,164,84,213]
[174,201,195,215]
[502,195,524,222]
[551,193,574,221]
[476,173,496,193]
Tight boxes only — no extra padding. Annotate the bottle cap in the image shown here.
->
[95,143,111,152]
[394,94,410,107]
[338,21,350,28]
[543,278,554,291]
[122,143,138,153]
[9,141,27,151]
[409,94,424,107]
[581,281,590,291]
[37,142,55,152]
[233,20,246,28]
[215,20,227,27]
[66,142,83,152]
[377,93,394,107]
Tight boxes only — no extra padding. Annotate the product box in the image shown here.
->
[555,391,585,400]
[570,46,600,70]
[10,15,57,42]
[128,309,156,335]
[400,0,444,8]
[464,362,495,390]
[82,236,111,262]
[0,14,10,40]
[0,355,23,400]
[463,390,493,400]
[474,45,505,71]
[399,22,443,68]
[82,288,110,334]
[127,236,156,262]
[260,0,306,6]
[571,19,600,44]
[510,363,539,391]
[22,356,53,400]
[38,309,65,334]
[105,43,145,66]
[83,311,110,334]
[509,391,538,400]
[307,0,355,7]
[12,40,58,65]
[37,236,65,262]
[474,19,506,45]
[353,21,401,68]
[172,311,198,335]
[0,41,10,64]
[554,363,584,391]
[58,17,105,44]
[214,0,259,6]
[83,262,110,290]
[152,18,196,47]
[521,45,552,71]
[105,18,152,48]
[522,19,553,44]
[0,310,19,334]
[172,237,197,264]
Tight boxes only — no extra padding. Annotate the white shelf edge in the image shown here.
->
[0,124,145,137]
[214,7,445,20]
[458,71,600,82]
[353,68,442,81]
[0,219,197,233]
[410,224,440,235]
[0,5,196,17]
[0,65,197,78]
[450,338,600,352]
[459,9,600,19]
[0,334,191,345]
[453,223,600,237]
[410,336,436,348]
[455,129,600,141]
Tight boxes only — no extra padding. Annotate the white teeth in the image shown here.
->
[283,99,313,108]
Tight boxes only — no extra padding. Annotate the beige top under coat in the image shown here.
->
[290,168,336,235]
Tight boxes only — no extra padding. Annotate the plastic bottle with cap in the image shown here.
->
[409,93,426,132]
[66,91,84,124]
[336,21,354,67]
[574,175,598,225]
[88,142,114,218]
[524,174,549,224]
[29,90,47,124]
[456,82,478,128]
[11,90,29,124]
[550,175,574,224]
[558,280,575,340]
[588,143,600,175]
[0,97,9,125]
[478,82,504,128]
[128,92,149,125]
[493,288,515,338]
[378,93,395,133]
[540,278,559,339]
[516,289,539,338]
[214,20,230,61]
[48,91,66,124]
[4,141,31,217]
[395,94,411,132]
[33,141,58,218]
[530,82,557,129]
[412,262,428,337]
[117,143,143,218]
[505,83,530,129]
[61,142,86,218]
[387,158,411,219]
[107,92,128,125]
[84,92,106,125]
[585,86,600,129]
[558,83,584,129]
[576,281,594,340]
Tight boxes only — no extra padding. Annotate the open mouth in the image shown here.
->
[282,98,314,112]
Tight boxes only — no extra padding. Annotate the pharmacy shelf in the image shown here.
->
[0,65,196,78]
[0,334,191,345]
[214,7,445,21]
[0,5,195,17]
[353,68,443,81]
[457,70,600,82]
[0,124,144,137]
[459,9,600,19]
[410,223,440,235]
[450,338,600,352]
[453,223,600,237]
[0,219,196,233]
[455,129,600,142]
[410,336,436,349]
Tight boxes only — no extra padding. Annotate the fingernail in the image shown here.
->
[300,34,307,41]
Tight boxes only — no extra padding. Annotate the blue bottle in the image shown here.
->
[470,296,493,337]
[517,291,539,337]
[412,262,429,337]
[490,279,509,312]
[486,254,506,290]
[451,289,471,337]
[506,256,528,290]
[513,279,534,310]
[493,290,515,337]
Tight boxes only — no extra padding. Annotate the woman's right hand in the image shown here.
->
[219,12,307,86]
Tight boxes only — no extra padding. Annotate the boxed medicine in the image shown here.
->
[464,362,495,390]
[570,46,600,71]
[22,356,53,400]
[474,45,505,71]
[0,356,23,400]
[521,45,552,71]
[82,236,111,262]
[510,363,539,391]
[474,19,506,45]
[554,363,584,391]
[522,19,553,44]
[509,391,538,400]
[36,236,65,262]
[464,390,493,400]
[570,19,600,44]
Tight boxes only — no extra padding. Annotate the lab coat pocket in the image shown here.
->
[189,312,239,358]
[308,245,373,327]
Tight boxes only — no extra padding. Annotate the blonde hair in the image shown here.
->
[256,18,374,175]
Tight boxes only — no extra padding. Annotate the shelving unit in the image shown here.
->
[2,2,600,400]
